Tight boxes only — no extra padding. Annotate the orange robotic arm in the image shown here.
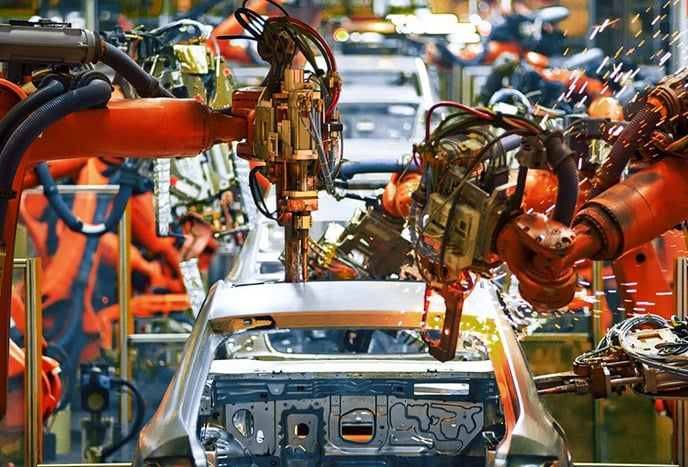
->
[0,24,260,418]
[495,68,688,310]
[23,97,249,163]
[498,154,688,309]
[0,95,255,417]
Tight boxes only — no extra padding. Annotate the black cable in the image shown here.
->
[232,6,268,40]
[35,158,138,235]
[249,166,276,220]
[102,42,174,98]
[589,103,662,197]
[0,76,68,149]
[214,32,259,42]
[98,377,146,461]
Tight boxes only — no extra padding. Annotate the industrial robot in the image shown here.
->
[0,4,342,460]
[308,62,688,401]
[390,68,688,401]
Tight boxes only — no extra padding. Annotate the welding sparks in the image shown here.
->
[659,52,672,67]
[589,18,621,41]
[595,55,610,75]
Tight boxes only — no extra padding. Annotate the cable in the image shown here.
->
[216,2,340,118]
[0,76,68,149]
[249,166,276,220]
[102,42,174,98]
[98,377,146,461]
[34,159,138,235]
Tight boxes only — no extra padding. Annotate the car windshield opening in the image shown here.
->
[219,328,489,361]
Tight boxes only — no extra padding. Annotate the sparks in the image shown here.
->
[589,18,621,41]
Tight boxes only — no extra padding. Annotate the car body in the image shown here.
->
[132,228,571,466]
[334,54,436,149]
[334,54,437,104]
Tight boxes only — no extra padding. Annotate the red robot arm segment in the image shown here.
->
[497,149,688,310]
[24,98,248,162]
[575,156,688,260]
[495,212,581,310]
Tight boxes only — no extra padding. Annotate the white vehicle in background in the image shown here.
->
[312,54,439,226]
[333,54,437,105]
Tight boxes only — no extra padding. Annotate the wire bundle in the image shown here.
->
[409,102,543,286]
[220,0,344,215]
[576,314,688,388]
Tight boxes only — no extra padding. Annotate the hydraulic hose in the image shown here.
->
[542,130,579,226]
[0,76,68,149]
[552,155,579,226]
[0,74,113,230]
[102,42,175,98]
[589,102,662,198]
[34,159,139,235]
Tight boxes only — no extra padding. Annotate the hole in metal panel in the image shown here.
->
[295,422,310,438]
[232,409,254,437]
[340,409,375,443]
